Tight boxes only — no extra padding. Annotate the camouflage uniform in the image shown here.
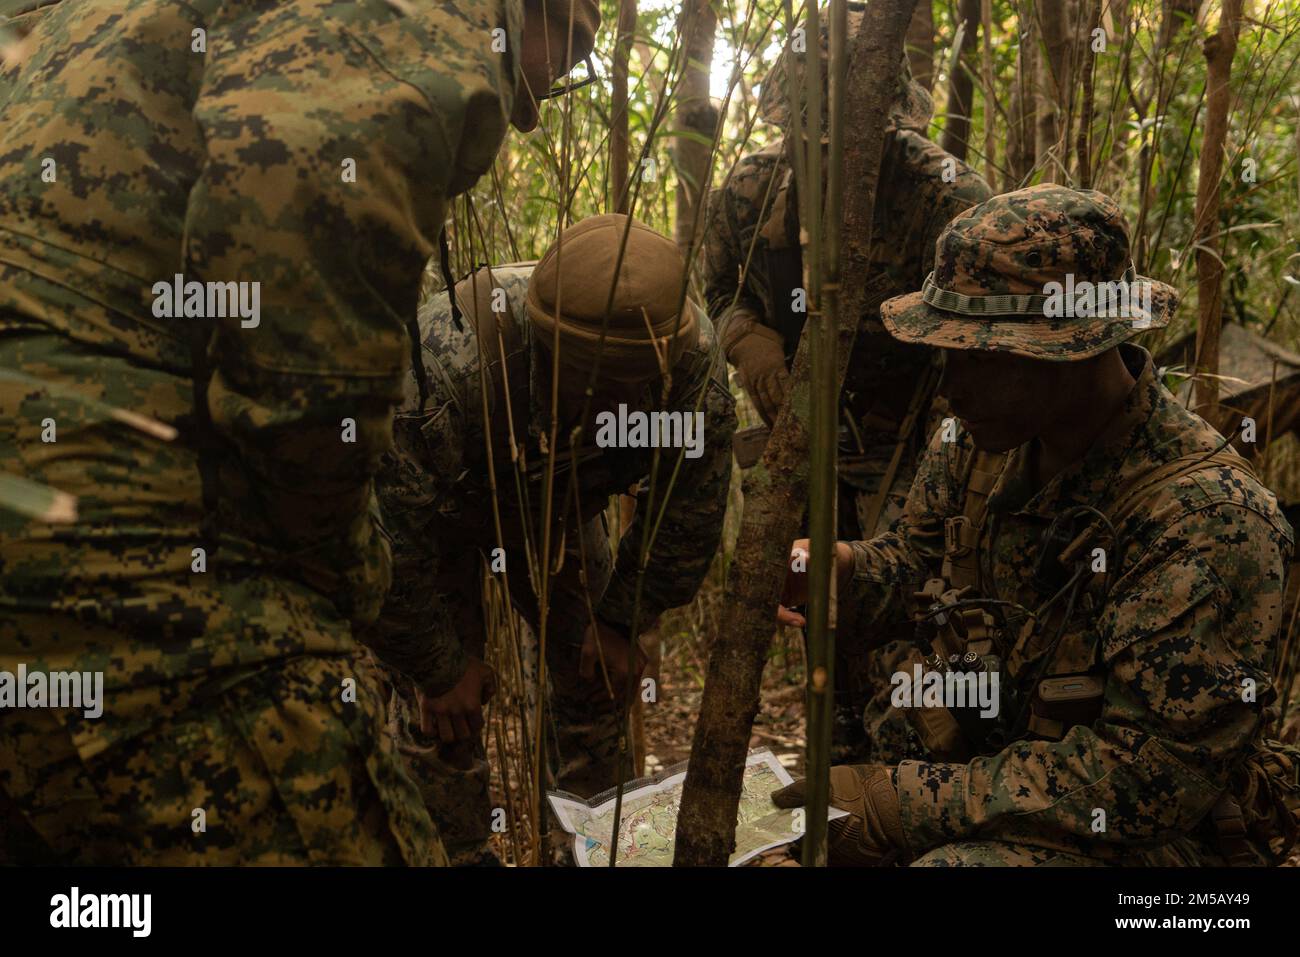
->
[836,186,1296,865]
[845,346,1292,864]
[0,0,529,864]
[700,21,991,760]
[364,262,736,862]
[701,29,990,537]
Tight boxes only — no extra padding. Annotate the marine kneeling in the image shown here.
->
[779,185,1300,867]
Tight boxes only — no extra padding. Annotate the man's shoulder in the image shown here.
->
[668,304,733,402]
[404,262,534,411]
[416,262,534,348]
[1116,392,1293,549]
[889,130,992,210]
[722,141,787,201]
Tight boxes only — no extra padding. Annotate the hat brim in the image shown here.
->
[879,277,1177,361]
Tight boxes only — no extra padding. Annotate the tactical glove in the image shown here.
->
[727,323,790,426]
[772,764,906,866]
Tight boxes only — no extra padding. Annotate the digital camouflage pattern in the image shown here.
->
[382,671,497,866]
[0,0,528,863]
[363,262,735,847]
[703,61,990,761]
[0,654,443,865]
[843,343,1294,865]
[881,184,1179,359]
[701,125,991,538]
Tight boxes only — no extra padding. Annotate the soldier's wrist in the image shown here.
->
[415,651,470,699]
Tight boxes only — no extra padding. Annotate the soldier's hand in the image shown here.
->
[779,538,854,627]
[730,326,790,426]
[579,619,646,696]
[417,657,497,743]
[772,764,906,866]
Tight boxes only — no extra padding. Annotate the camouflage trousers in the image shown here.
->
[0,653,443,866]
[383,510,637,865]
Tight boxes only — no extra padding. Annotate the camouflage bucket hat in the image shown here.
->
[880,184,1178,361]
[757,4,933,136]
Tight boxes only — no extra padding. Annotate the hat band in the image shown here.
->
[525,291,701,383]
[921,263,1140,317]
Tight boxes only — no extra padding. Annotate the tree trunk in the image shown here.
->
[979,0,995,181]
[1076,0,1102,187]
[939,0,981,161]
[1103,0,1134,186]
[1005,1,1038,188]
[610,0,637,213]
[673,0,918,868]
[673,0,719,251]
[1133,0,1202,268]
[905,0,934,92]
[1193,0,1243,417]
[1035,0,1076,183]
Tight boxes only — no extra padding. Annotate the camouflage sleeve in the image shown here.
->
[890,131,992,277]
[184,0,517,625]
[596,354,737,635]
[841,425,960,633]
[918,157,991,276]
[897,503,1291,854]
[700,161,774,356]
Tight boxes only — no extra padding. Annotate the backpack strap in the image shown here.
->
[1107,447,1257,528]
[1053,447,1258,575]
[942,448,1009,591]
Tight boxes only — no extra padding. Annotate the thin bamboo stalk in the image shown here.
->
[675,0,918,867]
[801,0,845,869]
[980,0,995,182]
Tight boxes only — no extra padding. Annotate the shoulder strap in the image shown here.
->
[1106,447,1257,529]
[946,445,1256,593]
[942,448,1009,590]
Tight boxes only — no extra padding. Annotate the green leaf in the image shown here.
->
[0,472,76,523]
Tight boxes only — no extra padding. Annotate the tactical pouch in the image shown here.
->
[904,701,972,763]
[1224,738,1300,865]
[1027,674,1105,740]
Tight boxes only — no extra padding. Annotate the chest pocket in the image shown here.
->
[387,395,475,527]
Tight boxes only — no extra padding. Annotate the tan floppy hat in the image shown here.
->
[880,184,1178,361]
[525,214,699,382]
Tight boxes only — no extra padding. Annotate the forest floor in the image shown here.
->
[641,623,807,778]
